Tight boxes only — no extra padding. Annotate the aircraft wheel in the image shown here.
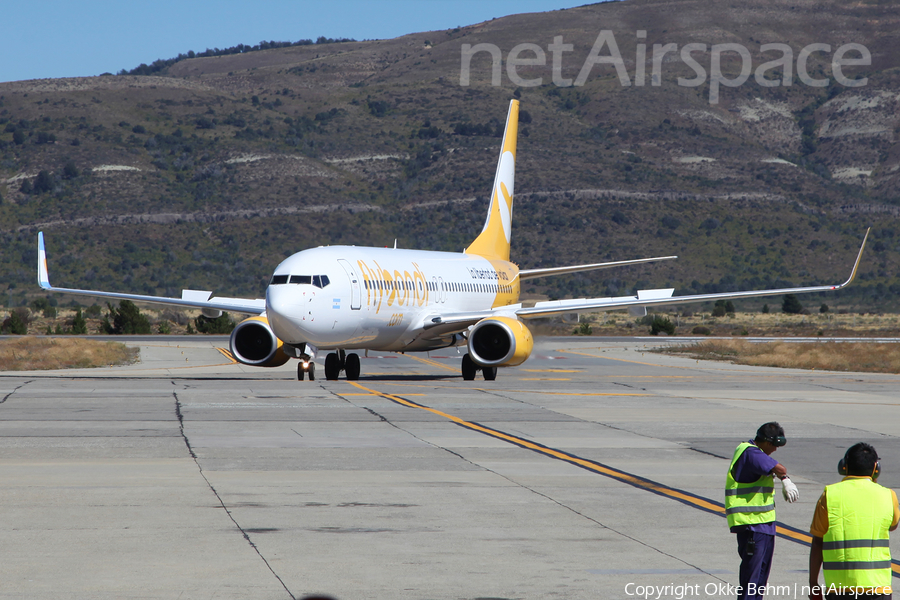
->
[324,353,341,380]
[483,366,497,381]
[461,353,477,381]
[297,362,305,381]
[308,363,315,381]
[345,353,361,381]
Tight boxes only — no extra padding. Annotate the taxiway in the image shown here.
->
[2,337,899,599]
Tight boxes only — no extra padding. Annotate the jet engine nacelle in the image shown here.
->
[467,316,534,367]
[229,316,291,367]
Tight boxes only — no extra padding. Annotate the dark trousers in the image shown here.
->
[736,530,774,600]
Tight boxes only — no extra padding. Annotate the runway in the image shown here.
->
[2,337,900,600]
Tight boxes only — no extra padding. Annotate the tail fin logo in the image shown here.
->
[465,99,519,262]
[497,156,514,243]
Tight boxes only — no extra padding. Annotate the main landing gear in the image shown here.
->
[324,349,361,381]
[461,353,497,381]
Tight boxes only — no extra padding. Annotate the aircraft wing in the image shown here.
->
[516,229,869,318]
[38,232,266,315]
[423,228,867,328]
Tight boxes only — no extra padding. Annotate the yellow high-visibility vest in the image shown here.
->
[823,478,893,590]
[725,442,775,528]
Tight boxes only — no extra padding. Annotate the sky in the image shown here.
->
[3,0,590,83]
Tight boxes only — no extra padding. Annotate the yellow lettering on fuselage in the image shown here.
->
[354,256,521,316]
[356,259,431,315]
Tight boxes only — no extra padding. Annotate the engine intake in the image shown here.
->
[468,316,534,367]
[229,316,291,367]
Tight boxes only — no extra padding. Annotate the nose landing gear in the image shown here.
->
[297,356,315,381]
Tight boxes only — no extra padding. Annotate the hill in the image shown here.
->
[1,0,898,312]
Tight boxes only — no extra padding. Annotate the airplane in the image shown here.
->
[37,99,869,382]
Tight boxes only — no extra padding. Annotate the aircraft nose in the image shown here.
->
[266,284,320,343]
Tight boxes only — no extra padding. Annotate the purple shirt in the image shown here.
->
[730,440,779,535]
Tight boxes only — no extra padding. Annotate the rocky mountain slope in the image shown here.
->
[1,0,898,311]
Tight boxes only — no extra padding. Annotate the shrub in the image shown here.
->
[63,161,79,179]
[102,300,151,334]
[32,170,54,194]
[71,307,88,334]
[712,305,726,317]
[2,308,30,334]
[692,326,711,335]
[573,321,593,335]
[650,315,676,336]
[782,294,804,314]
[194,312,235,334]
[819,303,829,314]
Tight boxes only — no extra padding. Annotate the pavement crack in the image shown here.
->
[173,390,296,600]
[0,380,34,404]
[336,385,727,582]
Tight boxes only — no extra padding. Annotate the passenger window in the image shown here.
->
[271,275,289,285]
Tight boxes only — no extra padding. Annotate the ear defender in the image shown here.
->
[838,447,881,480]
[838,456,848,476]
[768,436,786,447]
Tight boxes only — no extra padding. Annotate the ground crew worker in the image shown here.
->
[726,422,800,600]
[808,443,899,600]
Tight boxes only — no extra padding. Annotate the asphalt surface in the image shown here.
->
[2,336,899,600]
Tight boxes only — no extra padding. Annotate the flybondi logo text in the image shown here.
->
[460,31,870,105]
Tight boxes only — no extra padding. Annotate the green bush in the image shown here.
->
[649,315,675,336]
[102,300,151,334]
[2,308,29,334]
[71,307,88,334]
[573,321,593,335]
[194,312,234,334]
[782,294,804,314]
[691,326,711,335]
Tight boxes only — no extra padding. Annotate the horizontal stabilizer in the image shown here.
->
[519,255,677,281]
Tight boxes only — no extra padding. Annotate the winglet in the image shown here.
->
[37,232,51,290]
[836,227,869,289]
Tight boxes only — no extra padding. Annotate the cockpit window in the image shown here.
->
[274,274,331,288]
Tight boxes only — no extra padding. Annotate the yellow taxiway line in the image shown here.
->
[348,380,900,577]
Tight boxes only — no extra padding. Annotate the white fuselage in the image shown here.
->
[265,246,519,352]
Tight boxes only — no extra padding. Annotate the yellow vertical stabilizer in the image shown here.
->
[465,99,519,262]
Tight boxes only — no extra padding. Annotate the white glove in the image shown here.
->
[781,477,799,503]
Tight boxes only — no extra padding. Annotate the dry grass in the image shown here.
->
[0,337,139,371]
[660,340,900,373]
